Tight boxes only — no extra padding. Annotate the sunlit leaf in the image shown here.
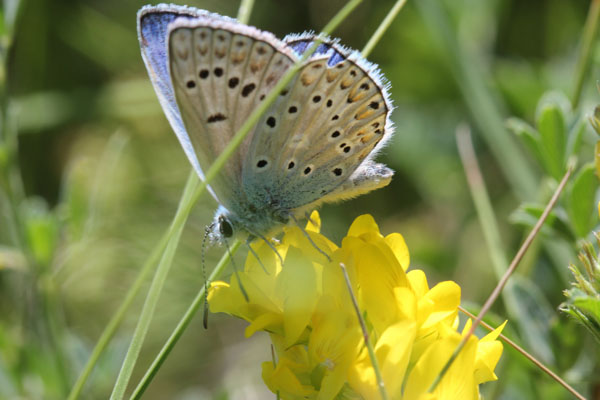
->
[506,117,544,168]
[509,203,575,241]
[511,277,556,365]
[567,163,597,238]
[536,102,567,180]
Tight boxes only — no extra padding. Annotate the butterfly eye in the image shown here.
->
[219,217,234,238]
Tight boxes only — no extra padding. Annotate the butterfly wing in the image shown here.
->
[138,5,213,184]
[166,17,298,211]
[241,35,394,213]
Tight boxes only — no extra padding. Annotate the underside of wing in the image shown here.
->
[168,17,297,210]
[241,35,395,211]
[138,5,218,183]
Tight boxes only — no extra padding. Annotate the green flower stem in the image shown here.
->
[109,172,201,400]
[236,0,255,24]
[455,127,524,316]
[572,0,600,109]
[361,0,407,58]
[129,240,241,400]
[417,0,536,200]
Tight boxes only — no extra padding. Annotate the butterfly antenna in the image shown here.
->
[245,227,284,265]
[224,236,249,302]
[245,240,270,274]
[201,223,214,329]
[290,214,331,263]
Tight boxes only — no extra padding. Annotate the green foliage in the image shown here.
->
[561,240,600,344]
[509,92,598,240]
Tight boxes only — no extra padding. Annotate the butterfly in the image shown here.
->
[137,4,394,245]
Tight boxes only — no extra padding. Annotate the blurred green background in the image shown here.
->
[1,0,600,398]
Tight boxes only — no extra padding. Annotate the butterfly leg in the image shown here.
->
[304,211,318,228]
[245,227,284,265]
[245,239,271,274]
[223,237,249,302]
[289,214,332,263]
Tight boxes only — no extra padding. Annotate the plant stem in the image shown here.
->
[129,241,241,400]
[572,0,600,109]
[236,0,255,24]
[361,0,407,58]
[455,126,527,323]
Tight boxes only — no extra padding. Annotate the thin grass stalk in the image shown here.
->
[236,0,255,25]
[428,165,573,393]
[572,0,600,109]
[455,125,533,336]
[361,0,407,58]
[458,307,586,400]
[121,0,365,395]
[129,240,241,400]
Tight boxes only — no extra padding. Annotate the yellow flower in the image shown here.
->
[208,212,505,400]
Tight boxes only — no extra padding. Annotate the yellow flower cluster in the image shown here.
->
[208,212,505,400]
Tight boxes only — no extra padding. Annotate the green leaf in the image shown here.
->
[572,297,600,321]
[595,141,600,179]
[509,203,575,242]
[567,163,598,238]
[561,292,600,344]
[506,117,544,168]
[565,117,586,159]
[536,102,567,180]
[511,276,557,365]
[590,105,600,136]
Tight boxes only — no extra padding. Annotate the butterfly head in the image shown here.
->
[208,206,239,243]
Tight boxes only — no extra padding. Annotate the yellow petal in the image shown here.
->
[394,286,417,321]
[262,360,315,398]
[473,341,503,384]
[306,210,321,233]
[245,312,282,337]
[347,214,381,238]
[385,233,410,270]
[277,246,319,347]
[481,320,507,342]
[378,320,417,397]
[404,333,479,400]
[420,281,461,329]
[407,269,430,299]
[474,320,506,384]
[355,243,409,334]
[283,226,337,265]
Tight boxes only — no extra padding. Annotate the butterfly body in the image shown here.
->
[138,4,394,243]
